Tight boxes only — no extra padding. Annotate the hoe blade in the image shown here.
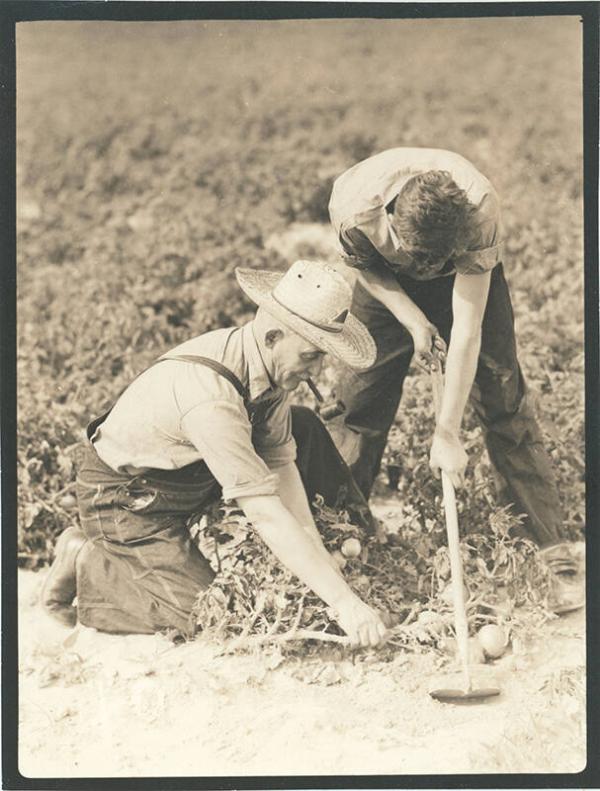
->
[429,686,501,703]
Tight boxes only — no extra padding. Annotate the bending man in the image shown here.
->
[42,260,388,646]
[328,147,583,612]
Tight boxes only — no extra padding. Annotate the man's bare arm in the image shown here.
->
[274,461,316,530]
[236,492,387,647]
[357,266,446,369]
[274,461,335,552]
[430,271,492,485]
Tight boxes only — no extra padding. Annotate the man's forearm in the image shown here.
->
[274,462,316,529]
[238,496,354,608]
[271,461,330,553]
[438,332,481,434]
[358,268,429,333]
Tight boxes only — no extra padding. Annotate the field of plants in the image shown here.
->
[16,16,586,777]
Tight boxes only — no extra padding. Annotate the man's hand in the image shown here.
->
[430,427,468,488]
[240,492,389,648]
[411,322,447,373]
[335,595,388,648]
[355,267,446,373]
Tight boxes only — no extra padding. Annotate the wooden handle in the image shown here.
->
[432,365,471,692]
[441,472,471,691]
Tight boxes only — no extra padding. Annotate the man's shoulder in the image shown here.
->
[157,327,248,403]
[167,326,237,358]
[329,148,482,225]
[333,147,477,179]
[331,148,487,198]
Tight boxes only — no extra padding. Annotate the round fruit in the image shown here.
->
[331,550,347,571]
[477,624,507,659]
[59,494,77,510]
[341,537,361,558]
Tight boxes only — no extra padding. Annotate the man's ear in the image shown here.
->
[264,328,284,348]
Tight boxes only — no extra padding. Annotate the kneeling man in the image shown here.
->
[42,260,388,648]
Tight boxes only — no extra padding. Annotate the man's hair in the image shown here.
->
[392,170,476,272]
[255,306,289,334]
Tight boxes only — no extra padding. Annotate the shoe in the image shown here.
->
[540,542,585,615]
[41,526,87,627]
[539,542,579,575]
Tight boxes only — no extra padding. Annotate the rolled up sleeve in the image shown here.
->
[454,190,504,275]
[339,225,386,271]
[180,400,281,501]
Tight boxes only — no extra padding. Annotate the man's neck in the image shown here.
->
[250,320,277,390]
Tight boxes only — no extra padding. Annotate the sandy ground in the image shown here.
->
[18,561,586,779]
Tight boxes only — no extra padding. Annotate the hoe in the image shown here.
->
[428,362,501,704]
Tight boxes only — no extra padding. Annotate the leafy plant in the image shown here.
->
[191,493,555,660]
[17,20,584,580]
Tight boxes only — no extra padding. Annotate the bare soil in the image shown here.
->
[19,564,586,778]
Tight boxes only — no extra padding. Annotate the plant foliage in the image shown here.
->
[17,17,584,639]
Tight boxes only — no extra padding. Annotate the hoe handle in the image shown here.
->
[431,366,472,692]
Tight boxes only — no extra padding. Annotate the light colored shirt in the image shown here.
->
[329,147,503,280]
[92,323,296,501]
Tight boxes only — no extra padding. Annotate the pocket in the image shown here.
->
[116,480,166,516]
[117,477,209,518]
[110,483,175,544]
[121,485,161,513]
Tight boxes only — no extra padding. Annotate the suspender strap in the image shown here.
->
[88,353,251,442]
[158,353,249,402]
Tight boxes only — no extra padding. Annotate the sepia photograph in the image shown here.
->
[8,2,596,783]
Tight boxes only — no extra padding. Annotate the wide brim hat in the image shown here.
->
[235,261,376,370]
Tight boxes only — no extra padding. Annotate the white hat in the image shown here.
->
[235,260,376,369]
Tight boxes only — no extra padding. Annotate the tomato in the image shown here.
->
[341,537,362,558]
[477,624,507,658]
[59,494,77,510]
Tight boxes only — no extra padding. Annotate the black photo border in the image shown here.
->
[1,2,598,789]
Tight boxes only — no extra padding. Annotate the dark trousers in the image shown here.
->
[75,406,373,635]
[339,264,564,548]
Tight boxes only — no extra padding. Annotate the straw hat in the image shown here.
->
[235,260,376,369]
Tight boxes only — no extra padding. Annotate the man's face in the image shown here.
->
[269,331,326,391]
[394,242,458,280]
